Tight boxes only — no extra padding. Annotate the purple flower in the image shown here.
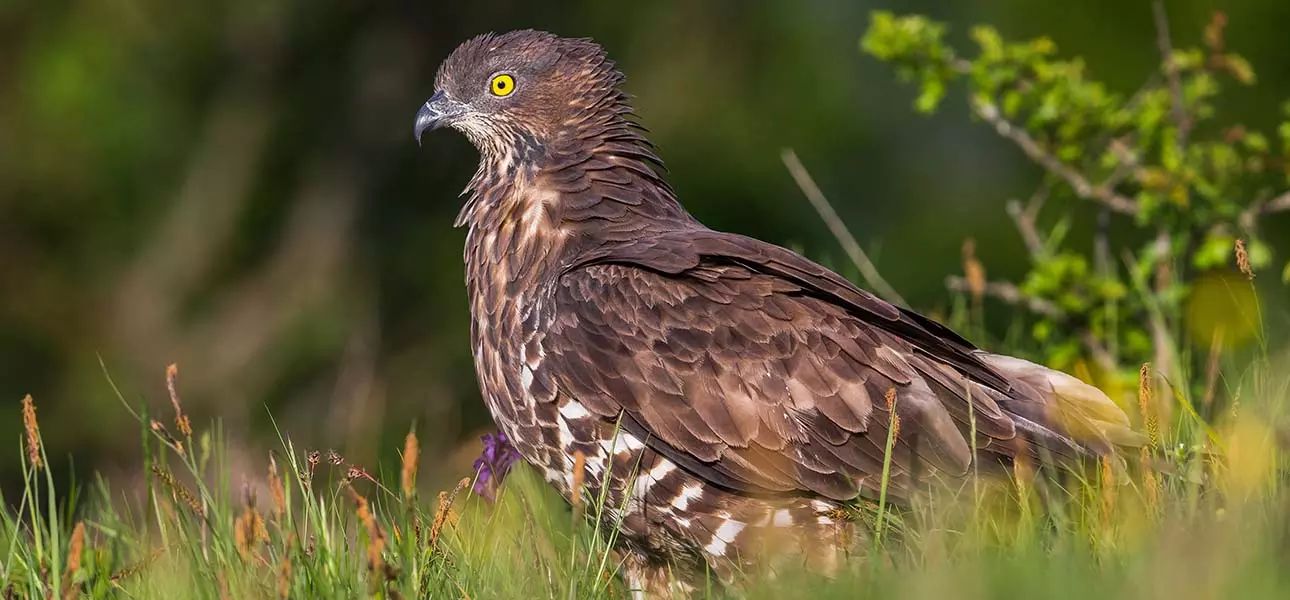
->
[472,431,521,501]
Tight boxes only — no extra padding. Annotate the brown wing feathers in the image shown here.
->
[537,253,1069,502]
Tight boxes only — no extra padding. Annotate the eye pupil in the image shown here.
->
[491,75,515,96]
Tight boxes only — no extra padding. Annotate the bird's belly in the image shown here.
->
[519,391,855,582]
[468,324,853,582]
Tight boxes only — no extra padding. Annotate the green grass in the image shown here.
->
[2,350,1287,599]
[1,314,1288,600]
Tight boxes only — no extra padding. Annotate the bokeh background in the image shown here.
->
[2,0,1288,494]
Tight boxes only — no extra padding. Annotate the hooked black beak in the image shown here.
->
[414,91,468,145]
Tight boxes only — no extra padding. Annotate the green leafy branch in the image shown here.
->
[863,5,1290,391]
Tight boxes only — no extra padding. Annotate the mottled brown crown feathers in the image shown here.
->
[432,31,687,231]
[434,30,640,148]
[435,30,617,90]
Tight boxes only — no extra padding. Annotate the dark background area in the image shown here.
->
[1,0,1287,492]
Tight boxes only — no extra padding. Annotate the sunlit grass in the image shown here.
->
[1,293,1288,600]
[1,341,1285,599]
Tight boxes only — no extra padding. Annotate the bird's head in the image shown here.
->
[415,30,628,160]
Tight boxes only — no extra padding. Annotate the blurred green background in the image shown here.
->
[2,0,1287,492]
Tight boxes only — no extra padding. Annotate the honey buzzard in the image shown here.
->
[414,30,1137,597]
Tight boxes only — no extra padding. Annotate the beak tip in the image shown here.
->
[414,91,456,147]
[414,106,434,146]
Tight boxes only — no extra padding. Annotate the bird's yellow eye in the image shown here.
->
[490,74,516,97]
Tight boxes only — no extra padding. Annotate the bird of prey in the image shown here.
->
[415,30,1138,597]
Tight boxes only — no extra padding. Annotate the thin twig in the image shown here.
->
[1149,2,1188,391]
[1152,0,1192,146]
[944,276,1063,318]
[1238,190,1290,232]
[1103,137,1142,189]
[1150,229,1176,384]
[1006,201,1042,256]
[971,100,1139,215]
[944,276,1118,370]
[1005,182,1051,257]
[1092,207,1112,272]
[781,148,908,306]
[1079,330,1118,374]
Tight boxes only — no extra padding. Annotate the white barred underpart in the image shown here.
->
[509,332,841,575]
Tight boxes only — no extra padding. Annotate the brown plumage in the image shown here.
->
[415,30,1138,597]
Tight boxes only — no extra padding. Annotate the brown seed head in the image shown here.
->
[348,486,386,577]
[234,491,267,561]
[304,450,321,486]
[961,238,986,302]
[21,395,41,471]
[268,453,286,520]
[1138,363,1159,448]
[884,388,901,440]
[150,465,202,515]
[1099,456,1115,529]
[1204,11,1228,53]
[1235,238,1253,279]
[61,521,86,600]
[149,420,185,457]
[1140,446,1160,515]
[166,364,192,438]
[109,546,167,584]
[278,534,294,600]
[401,430,420,501]
[430,478,471,550]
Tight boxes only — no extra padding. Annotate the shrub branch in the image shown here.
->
[970,99,1139,216]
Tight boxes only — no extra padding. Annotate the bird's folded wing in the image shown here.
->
[534,258,1029,502]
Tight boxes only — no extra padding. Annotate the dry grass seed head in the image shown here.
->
[430,478,471,549]
[1099,456,1116,532]
[166,363,192,437]
[277,534,294,600]
[356,492,385,575]
[149,420,185,457]
[21,394,41,471]
[109,547,168,584]
[884,388,901,439]
[150,465,202,515]
[1235,238,1253,279]
[1204,10,1228,52]
[961,238,986,302]
[402,430,420,500]
[1138,363,1160,448]
[60,521,86,600]
[1140,446,1160,515]
[234,488,268,561]
[268,453,286,520]
[303,450,322,488]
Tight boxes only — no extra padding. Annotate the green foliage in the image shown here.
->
[864,11,1289,383]
[861,12,956,114]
